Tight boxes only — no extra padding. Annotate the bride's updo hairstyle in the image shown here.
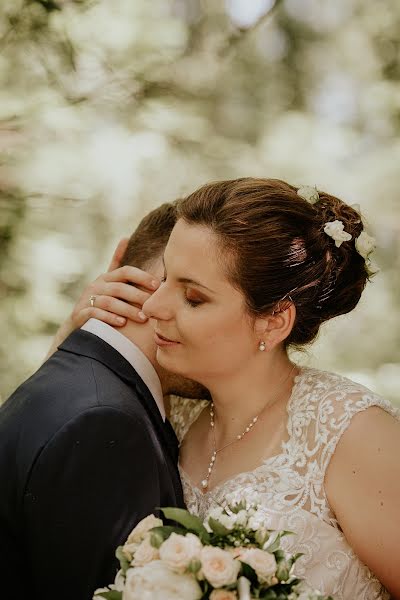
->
[177,178,370,348]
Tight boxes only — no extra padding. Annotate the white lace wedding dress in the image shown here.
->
[170,367,399,600]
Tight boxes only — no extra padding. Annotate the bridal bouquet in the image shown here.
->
[94,502,333,600]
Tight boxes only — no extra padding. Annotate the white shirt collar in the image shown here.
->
[81,318,165,421]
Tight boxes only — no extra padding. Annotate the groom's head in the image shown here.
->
[120,202,178,274]
[115,201,208,399]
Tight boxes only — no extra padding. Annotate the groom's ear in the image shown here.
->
[107,238,130,272]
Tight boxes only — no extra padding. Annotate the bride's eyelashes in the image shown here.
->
[184,294,204,308]
[161,272,205,308]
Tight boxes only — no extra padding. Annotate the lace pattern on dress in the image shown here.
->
[169,368,399,599]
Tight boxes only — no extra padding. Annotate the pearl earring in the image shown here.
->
[259,341,266,352]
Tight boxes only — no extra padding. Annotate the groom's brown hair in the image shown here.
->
[120,201,178,270]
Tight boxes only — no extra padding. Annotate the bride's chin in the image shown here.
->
[156,350,194,379]
[156,349,181,369]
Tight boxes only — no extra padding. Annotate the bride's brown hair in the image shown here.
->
[177,178,369,347]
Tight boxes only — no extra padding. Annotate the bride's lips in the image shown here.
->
[154,331,181,347]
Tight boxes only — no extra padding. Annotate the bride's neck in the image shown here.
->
[206,350,296,440]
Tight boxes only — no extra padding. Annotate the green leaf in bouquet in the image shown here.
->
[94,591,122,600]
[279,530,295,538]
[160,507,210,543]
[265,531,295,553]
[115,546,130,573]
[240,561,258,585]
[255,528,270,547]
[290,552,304,564]
[259,579,303,599]
[275,561,290,582]
[207,516,231,536]
[259,589,278,599]
[229,499,247,513]
[150,525,187,548]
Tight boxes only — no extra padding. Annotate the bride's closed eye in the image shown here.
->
[184,293,204,308]
[161,272,204,307]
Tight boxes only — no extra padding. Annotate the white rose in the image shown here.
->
[355,231,376,259]
[239,549,276,582]
[210,589,238,599]
[160,533,203,572]
[323,220,352,248]
[297,185,319,204]
[109,569,125,592]
[200,546,241,588]
[125,514,163,545]
[123,542,139,561]
[123,561,202,600]
[132,535,160,566]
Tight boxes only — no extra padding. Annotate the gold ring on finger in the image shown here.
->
[89,295,96,308]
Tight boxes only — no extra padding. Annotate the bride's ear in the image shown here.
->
[254,303,296,351]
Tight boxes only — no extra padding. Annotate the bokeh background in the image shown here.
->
[1,0,399,403]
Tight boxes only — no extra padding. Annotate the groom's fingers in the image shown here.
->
[95,293,149,322]
[75,307,128,328]
[103,265,160,291]
[72,265,159,329]
[76,293,150,325]
[106,238,130,272]
[105,282,153,307]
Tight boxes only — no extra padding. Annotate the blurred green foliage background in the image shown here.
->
[0,0,399,403]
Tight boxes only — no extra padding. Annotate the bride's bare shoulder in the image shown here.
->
[324,397,400,596]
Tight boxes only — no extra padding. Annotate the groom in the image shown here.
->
[0,202,204,599]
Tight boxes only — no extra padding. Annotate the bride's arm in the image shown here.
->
[325,406,400,598]
[44,239,160,360]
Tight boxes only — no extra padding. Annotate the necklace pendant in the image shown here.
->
[201,479,208,490]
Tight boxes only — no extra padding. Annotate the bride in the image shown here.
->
[55,178,400,599]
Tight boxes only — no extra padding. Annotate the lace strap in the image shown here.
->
[318,384,400,475]
[287,368,400,525]
[168,395,209,445]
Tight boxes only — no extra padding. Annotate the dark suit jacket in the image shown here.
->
[0,329,184,599]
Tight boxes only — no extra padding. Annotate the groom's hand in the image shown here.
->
[70,239,161,329]
[44,238,161,361]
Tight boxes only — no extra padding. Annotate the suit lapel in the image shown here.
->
[59,330,180,467]
[59,330,184,506]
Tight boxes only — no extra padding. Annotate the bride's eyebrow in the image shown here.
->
[177,277,215,294]
[162,255,216,294]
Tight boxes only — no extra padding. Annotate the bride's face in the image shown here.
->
[142,219,260,384]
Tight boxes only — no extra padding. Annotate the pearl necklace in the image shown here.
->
[200,364,297,491]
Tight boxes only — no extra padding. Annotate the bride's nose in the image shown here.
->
[142,283,173,321]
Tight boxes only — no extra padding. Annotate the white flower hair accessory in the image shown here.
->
[297,184,379,275]
[323,220,352,248]
[356,231,379,276]
[364,259,380,277]
[355,231,376,259]
[297,185,319,204]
